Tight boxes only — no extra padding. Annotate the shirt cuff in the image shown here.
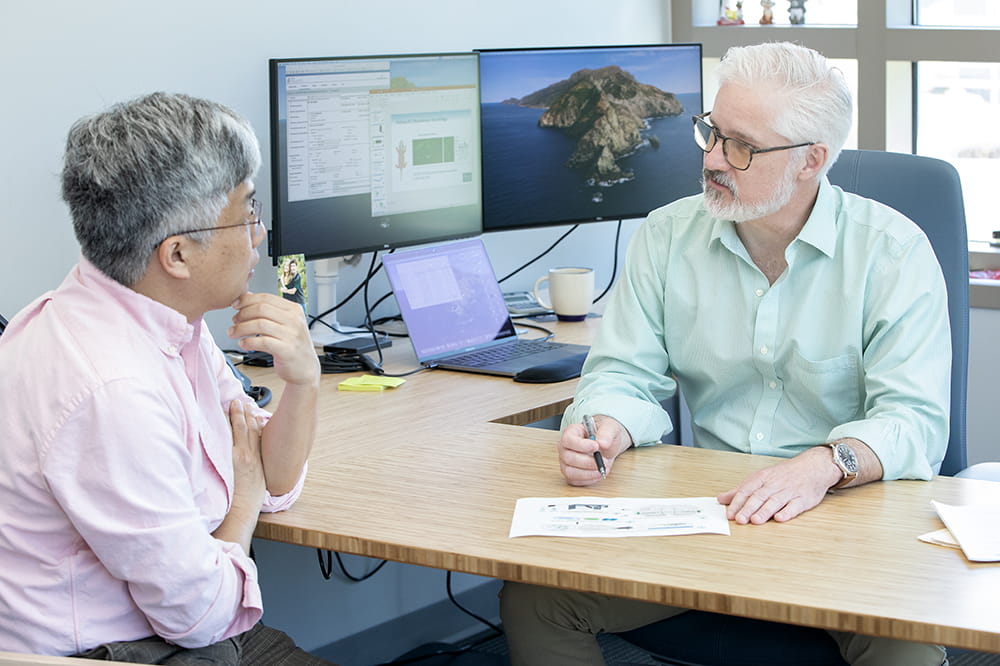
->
[827,420,933,481]
[261,462,307,513]
[564,395,672,447]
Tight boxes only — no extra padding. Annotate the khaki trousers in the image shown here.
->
[500,582,947,666]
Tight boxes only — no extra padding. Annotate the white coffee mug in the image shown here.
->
[533,267,595,322]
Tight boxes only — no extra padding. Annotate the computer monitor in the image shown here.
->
[268,52,483,262]
[478,44,704,232]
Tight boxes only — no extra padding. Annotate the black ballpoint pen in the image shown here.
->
[582,414,607,479]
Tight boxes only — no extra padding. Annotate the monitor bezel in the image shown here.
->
[476,43,704,233]
[267,51,484,263]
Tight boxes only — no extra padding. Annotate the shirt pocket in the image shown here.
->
[780,348,863,431]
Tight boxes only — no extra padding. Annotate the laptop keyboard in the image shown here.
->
[446,339,569,367]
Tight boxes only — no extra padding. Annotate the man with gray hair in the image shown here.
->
[500,42,950,665]
[0,93,331,664]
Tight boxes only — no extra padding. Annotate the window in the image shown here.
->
[916,62,1000,243]
[915,0,1000,27]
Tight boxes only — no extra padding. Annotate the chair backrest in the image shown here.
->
[827,149,968,475]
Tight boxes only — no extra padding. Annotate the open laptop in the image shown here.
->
[381,238,589,377]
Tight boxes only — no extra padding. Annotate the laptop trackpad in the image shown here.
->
[513,352,588,383]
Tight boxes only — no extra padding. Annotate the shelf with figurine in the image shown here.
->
[716,0,810,26]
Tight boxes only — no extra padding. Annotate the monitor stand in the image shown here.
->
[309,256,370,348]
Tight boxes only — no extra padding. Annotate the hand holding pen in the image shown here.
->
[583,414,607,479]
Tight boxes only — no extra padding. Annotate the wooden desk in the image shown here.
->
[249,319,1000,653]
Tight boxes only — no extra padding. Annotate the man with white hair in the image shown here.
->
[0,93,331,664]
[500,42,950,665]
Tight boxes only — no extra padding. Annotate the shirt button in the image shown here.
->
[755,288,765,297]
[167,345,178,355]
[760,345,769,355]
[769,381,778,389]
[756,432,764,441]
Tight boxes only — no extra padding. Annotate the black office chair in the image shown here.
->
[617,150,970,665]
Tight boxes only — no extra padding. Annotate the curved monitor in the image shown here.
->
[268,53,483,262]
[478,44,703,232]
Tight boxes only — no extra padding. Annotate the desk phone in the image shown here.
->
[503,291,551,316]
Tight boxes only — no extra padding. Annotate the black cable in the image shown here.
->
[497,224,579,284]
[373,574,503,665]
[309,254,383,330]
[362,252,385,367]
[594,220,623,303]
[316,549,389,582]
[318,352,370,374]
[445,571,503,636]
[512,320,555,339]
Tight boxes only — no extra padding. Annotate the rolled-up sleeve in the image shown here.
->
[827,234,950,479]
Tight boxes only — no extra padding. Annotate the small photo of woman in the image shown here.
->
[277,254,307,315]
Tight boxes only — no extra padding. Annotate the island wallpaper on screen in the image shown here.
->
[479,44,704,231]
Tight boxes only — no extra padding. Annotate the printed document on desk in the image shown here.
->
[931,500,1000,562]
[510,497,730,538]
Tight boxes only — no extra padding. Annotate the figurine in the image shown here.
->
[760,0,775,24]
[717,1,745,25]
[789,0,806,24]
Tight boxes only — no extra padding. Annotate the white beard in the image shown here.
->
[701,159,800,223]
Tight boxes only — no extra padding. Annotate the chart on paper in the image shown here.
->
[509,497,730,538]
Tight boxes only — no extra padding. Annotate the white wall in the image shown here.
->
[0,0,668,337]
[0,1,669,661]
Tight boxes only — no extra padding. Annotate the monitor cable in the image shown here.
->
[593,220,623,304]
[373,571,504,666]
[497,224,579,284]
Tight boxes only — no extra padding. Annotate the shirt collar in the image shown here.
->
[795,177,838,258]
[76,256,197,356]
[706,177,839,259]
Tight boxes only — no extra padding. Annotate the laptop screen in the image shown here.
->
[382,238,517,362]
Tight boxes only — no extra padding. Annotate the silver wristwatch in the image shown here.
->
[825,441,858,490]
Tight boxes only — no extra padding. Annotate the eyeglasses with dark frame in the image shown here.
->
[692,112,814,171]
[155,198,263,247]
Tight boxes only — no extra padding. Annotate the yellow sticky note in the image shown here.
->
[338,375,406,392]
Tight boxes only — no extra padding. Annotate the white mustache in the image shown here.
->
[702,169,736,196]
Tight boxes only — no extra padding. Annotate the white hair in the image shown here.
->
[716,42,852,177]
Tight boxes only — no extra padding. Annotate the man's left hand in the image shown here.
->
[717,446,841,524]
[228,292,320,387]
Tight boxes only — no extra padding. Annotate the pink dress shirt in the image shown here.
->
[0,258,305,655]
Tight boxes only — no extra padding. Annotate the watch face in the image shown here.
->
[835,444,858,474]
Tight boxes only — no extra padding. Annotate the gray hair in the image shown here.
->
[716,42,852,177]
[61,92,261,286]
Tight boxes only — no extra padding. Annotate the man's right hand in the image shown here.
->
[557,415,632,486]
[211,400,266,553]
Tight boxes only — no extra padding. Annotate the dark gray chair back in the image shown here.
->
[828,149,968,474]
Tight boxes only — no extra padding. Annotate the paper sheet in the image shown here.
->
[930,500,1000,562]
[917,527,961,550]
[509,497,730,538]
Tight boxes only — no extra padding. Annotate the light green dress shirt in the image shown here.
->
[564,179,950,480]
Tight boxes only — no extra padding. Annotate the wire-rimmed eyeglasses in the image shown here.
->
[156,197,263,247]
[692,112,814,171]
